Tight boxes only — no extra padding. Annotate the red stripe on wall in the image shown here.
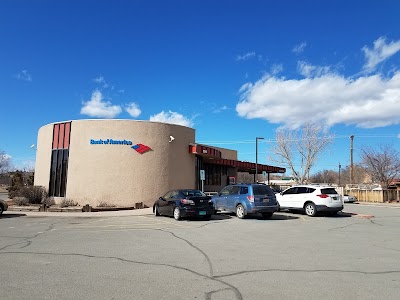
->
[63,122,71,149]
[52,124,60,149]
[58,123,65,149]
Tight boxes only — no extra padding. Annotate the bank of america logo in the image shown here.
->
[131,144,151,154]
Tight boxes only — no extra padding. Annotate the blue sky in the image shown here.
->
[1,0,399,174]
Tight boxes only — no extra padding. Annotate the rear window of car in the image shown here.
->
[182,190,206,197]
[252,185,275,195]
[321,188,338,194]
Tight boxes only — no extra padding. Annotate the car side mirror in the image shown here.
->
[280,192,283,195]
[159,197,165,201]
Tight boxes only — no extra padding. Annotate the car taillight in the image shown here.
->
[247,195,254,202]
[317,194,329,198]
[181,198,195,205]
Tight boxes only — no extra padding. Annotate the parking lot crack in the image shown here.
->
[0,251,243,300]
[159,229,214,277]
[214,268,400,279]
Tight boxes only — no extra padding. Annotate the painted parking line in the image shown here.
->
[63,216,198,231]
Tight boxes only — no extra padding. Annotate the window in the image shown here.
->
[220,186,231,196]
[49,122,71,197]
[240,187,249,195]
[321,188,338,194]
[163,191,172,199]
[296,187,308,194]
[252,185,275,195]
[230,186,240,195]
[204,163,221,186]
[306,188,316,193]
[283,188,296,195]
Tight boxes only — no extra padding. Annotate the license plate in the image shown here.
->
[199,211,206,216]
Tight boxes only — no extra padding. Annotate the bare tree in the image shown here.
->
[310,169,338,184]
[360,144,400,188]
[271,122,333,184]
[0,150,11,174]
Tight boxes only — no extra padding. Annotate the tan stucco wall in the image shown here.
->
[34,120,195,208]
[34,125,54,190]
[212,146,237,160]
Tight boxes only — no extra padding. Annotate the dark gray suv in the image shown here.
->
[212,183,279,219]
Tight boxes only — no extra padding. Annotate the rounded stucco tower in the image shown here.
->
[34,120,195,208]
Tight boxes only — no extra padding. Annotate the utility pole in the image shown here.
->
[338,162,341,186]
[350,135,354,185]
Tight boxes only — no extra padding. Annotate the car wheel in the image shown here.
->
[261,212,273,219]
[154,205,160,216]
[236,204,245,219]
[304,202,317,217]
[173,207,181,221]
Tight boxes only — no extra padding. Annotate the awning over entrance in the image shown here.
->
[189,144,285,174]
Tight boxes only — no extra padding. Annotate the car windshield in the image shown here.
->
[321,188,338,194]
[252,185,275,195]
[181,190,206,197]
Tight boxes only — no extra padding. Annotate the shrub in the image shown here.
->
[18,186,47,204]
[98,201,116,207]
[13,197,29,206]
[8,171,24,199]
[60,198,78,208]
[41,197,55,207]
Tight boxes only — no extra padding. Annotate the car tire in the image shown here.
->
[304,202,317,217]
[154,205,160,216]
[0,204,4,215]
[236,204,245,219]
[173,207,181,221]
[276,201,280,212]
[261,212,273,219]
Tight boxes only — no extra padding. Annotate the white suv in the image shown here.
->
[276,185,343,217]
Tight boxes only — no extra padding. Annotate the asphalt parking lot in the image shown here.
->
[1,203,400,300]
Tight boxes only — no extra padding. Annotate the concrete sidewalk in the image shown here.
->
[2,207,153,218]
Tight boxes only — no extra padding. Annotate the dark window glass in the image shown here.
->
[49,151,58,196]
[306,188,316,193]
[60,149,69,197]
[283,188,295,195]
[220,186,231,195]
[296,187,308,194]
[230,186,240,195]
[163,191,172,199]
[252,185,275,195]
[204,163,221,186]
[240,187,249,195]
[321,188,338,194]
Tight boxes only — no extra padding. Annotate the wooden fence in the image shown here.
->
[347,189,400,203]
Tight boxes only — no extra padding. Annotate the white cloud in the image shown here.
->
[125,102,141,118]
[362,37,400,73]
[16,70,32,81]
[236,52,256,61]
[149,110,194,127]
[298,61,331,77]
[81,90,122,118]
[292,42,307,54]
[237,72,400,129]
[271,63,283,75]
[213,105,230,113]
[93,76,109,88]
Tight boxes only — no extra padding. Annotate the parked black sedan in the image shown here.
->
[153,189,215,220]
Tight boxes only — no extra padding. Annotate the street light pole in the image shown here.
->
[255,137,264,183]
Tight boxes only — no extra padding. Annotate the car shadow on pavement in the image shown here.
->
[246,213,300,221]
[0,213,27,219]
